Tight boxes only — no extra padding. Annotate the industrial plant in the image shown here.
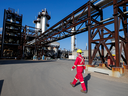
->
[0,1,128,95]
[0,0,128,72]
[0,8,69,60]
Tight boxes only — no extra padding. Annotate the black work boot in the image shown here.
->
[80,89,87,93]
[70,82,75,87]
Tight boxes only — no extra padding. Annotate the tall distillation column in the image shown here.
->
[34,9,51,57]
[39,8,50,33]
[33,17,41,56]
[71,27,76,52]
[34,17,41,36]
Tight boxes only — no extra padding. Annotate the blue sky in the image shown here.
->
[0,0,118,51]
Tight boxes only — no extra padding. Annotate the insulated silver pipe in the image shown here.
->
[45,0,117,34]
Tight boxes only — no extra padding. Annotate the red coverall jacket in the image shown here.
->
[72,54,85,72]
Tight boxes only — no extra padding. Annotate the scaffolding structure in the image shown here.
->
[1,8,23,59]
[21,25,60,59]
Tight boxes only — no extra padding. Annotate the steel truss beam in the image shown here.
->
[36,1,102,45]
[89,0,128,66]
[32,0,128,66]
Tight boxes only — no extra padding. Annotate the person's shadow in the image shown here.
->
[0,80,4,95]
[75,73,91,92]
[84,73,91,92]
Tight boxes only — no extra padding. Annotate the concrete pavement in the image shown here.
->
[0,59,128,96]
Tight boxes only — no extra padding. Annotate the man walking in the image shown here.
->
[70,49,87,93]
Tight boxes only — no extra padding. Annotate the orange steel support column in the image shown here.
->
[88,1,92,65]
[113,0,120,67]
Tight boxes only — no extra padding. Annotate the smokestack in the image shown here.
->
[71,27,76,52]
[86,43,87,50]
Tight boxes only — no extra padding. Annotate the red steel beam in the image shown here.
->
[113,0,120,67]
[116,0,128,7]
[92,37,114,42]
[100,9,104,62]
[91,21,114,30]
[123,5,128,65]
[88,1,92,65]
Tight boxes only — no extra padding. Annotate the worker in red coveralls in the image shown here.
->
[70,49,87,93]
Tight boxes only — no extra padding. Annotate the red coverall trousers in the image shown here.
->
[71,55,87,91]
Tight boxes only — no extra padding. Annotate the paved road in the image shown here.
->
[0,60,128,96]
